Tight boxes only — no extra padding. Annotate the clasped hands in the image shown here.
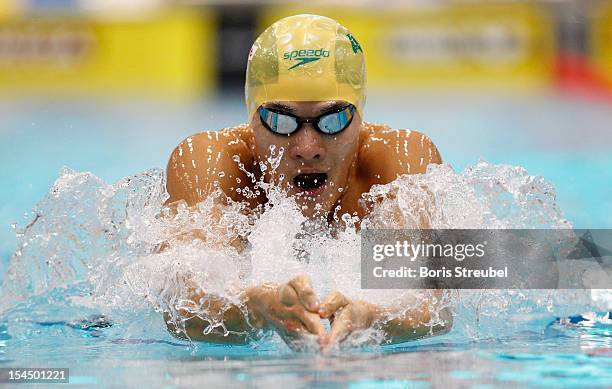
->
[245,274,380,350]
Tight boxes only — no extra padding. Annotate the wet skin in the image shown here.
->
[164,101,451,349]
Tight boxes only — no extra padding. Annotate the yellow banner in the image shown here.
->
[0,10,215,97]
[259,4,555,89]
[0,0,20,20]
[591,2,612,84]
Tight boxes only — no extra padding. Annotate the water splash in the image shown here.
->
[0,161,609,347]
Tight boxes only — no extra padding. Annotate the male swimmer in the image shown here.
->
[163,14,451,349]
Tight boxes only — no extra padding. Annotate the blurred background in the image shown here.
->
[1,0,611,272]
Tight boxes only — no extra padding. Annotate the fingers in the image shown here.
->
[288,275,320,313]
[280,318,306,335]
[278,283,299,307]
[327,308,353,345]
[278,312,325,353]
[281,276,325,336]
[297,310,326,337]
[276,277,324,337]
[319,291,351,350]
[319,290,349,319]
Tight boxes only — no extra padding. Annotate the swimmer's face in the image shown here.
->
[250,100,362,218]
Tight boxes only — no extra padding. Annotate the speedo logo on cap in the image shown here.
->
[283,48,330,70]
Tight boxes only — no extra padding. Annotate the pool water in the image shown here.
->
[0,92,611,388]
[1,309,611,387]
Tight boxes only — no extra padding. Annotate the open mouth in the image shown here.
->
[293,173,328,191]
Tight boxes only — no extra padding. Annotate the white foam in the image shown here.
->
[1,160,609,344]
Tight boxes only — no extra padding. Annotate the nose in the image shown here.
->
[289,125,327,162]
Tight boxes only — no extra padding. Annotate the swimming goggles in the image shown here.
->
[258,104,356,136]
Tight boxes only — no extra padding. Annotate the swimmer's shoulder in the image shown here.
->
[174,124,253,159]
[166,124,257,206]
[358,122,442,181]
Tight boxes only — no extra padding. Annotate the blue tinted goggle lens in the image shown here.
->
[258,105,355,135]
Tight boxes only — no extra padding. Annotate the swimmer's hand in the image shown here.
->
[318,290,453,349]
[318,291,378,349]
[246,275,326,350]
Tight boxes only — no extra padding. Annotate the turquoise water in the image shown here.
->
[1,308,611,387]
[0,92,611,387]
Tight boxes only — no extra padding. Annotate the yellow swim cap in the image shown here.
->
[245,14,366,120]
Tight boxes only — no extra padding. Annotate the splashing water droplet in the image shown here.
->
[266,146,284,172]
[1,160,591,349]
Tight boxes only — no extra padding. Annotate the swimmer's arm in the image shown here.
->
[383,133,450,340]
[163,287,261,345]
[163,298,252,344]
[320,289,452,346]
[163,276,324,346]
[162,130,256,250]
[160,132,258,343]
[371,290,453,344]
[363,129,442,229]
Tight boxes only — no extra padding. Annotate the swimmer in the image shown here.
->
[162,14,452,349]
